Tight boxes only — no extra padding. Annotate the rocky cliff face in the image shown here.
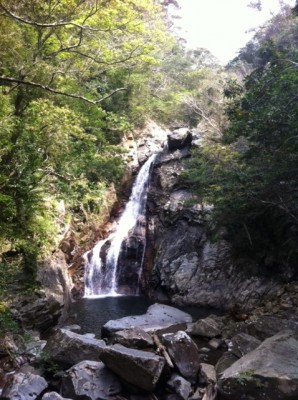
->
[145,129,280,311]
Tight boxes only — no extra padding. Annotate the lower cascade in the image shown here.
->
[84,154,156,297]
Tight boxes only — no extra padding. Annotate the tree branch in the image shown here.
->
[0,76,127,104]
[0,3,108,32]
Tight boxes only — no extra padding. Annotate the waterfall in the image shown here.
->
[84,154,156,297]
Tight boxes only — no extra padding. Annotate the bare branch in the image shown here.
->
[0,75,127,105]
[0,3,108,32]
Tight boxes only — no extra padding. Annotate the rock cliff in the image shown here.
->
[144,128,280,311]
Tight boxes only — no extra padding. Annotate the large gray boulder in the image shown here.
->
[228,333,261,358]
[162,331,201,383]
[191,317,222,338]
[167,128,192,151]
[43,328,106,367]
[218,331,298,400]
[62,360,122,400]
[102,303,192,338]
[14,293,62,333]
[2,372,48,400]
[100,344,166,391]
[167,373,192,400]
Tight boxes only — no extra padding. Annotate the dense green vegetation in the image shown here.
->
[0,0,174,275]
[186,4,298,274]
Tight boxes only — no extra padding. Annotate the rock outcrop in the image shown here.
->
[2,371,48,400]
[145,131,281,311]
[62,360,122,400]
[102,303,192,338]
[218,330,298,400]
[43,328,106,367]
[99,344,166,392]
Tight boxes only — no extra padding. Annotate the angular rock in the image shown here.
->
[245,315,298,340]
[62,360,122,400]
[100,344,166,392]
[2,372,48,400]
[168,128,192,151]
[215,352,238,375]
[191,317,222,338]
[43,328,106,367]
[208,338,224,350]
[162,330,201,383]
[16,294,62,333]
[218,331,298,400]
[199,363,216,385]
[167,373,192,400]
[102,303,192,338]
[111,327,154,348]
[228,333,261,358]
[42,393,72,400]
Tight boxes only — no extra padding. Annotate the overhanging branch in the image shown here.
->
[0,76,127,105]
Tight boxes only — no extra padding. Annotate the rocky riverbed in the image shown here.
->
[1,297,298,400]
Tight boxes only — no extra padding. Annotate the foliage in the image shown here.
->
[0,0,175,276]
[0,302,19,333]
[186,34,298,272]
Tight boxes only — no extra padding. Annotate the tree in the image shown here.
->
[0,0,172,275]
[185,8,298,273]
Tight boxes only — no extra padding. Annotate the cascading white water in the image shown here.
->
[84,154,156,297]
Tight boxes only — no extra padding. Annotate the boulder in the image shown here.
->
[161,330,201,383]
[191,317,222,338]
[15,294,62,333]
[167,128,192,151]
[2,371,48,400]
[102,303,192,338]
[215,352,238,375]
[42,393,72,400]
[199,363,216,385]
[100,344,166,392]
[167,373,192,400]
[245,315,298,340]
[111,327,154,348]
[62,360,122,400]
[218,331,298,400]
[43,328,106,367]
[228,333,261,358]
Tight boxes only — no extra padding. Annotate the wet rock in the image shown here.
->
[167,373,192,400]
[37,249,72,309]
[245,315,298,340]
[102,303,192,338]
[14,293,62,333]
[218,330,298,400]
[62,360,122,400]
[191,317,222,338]
[111,327,154,348]
[168,128,192,151]
[162,330,201,383]
[42,393,72,400]
[199,363,216,385]
[100,344,166,392]
[2,371,48,400]
[208,338,224,350]
[43,328,106,367]
[228,333,261,358]
[215,352,238,375]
